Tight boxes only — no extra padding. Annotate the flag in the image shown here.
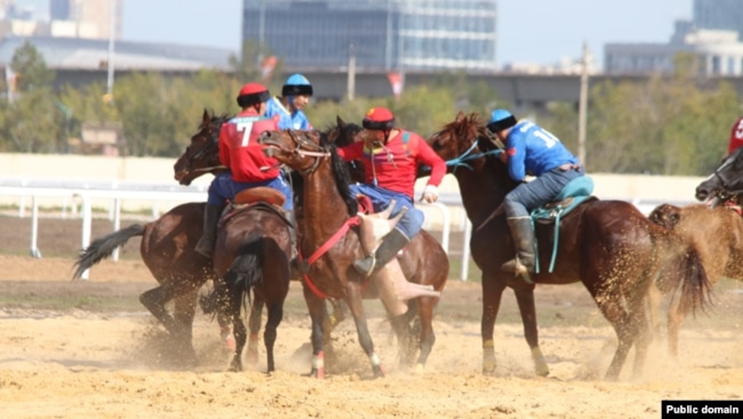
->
[387,72,404,100]
[261,56,278,83]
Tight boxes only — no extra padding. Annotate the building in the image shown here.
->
[604,0,743,75]
[693,0,743,41]
[1,0,121,41]
[243,0,497,72]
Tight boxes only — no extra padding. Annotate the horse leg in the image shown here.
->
[388,304,414,369]
[595,291,634,381]
[345,285,385,378]
[667,299,687,358]
[140,285,179,334]
[172,290,199,364]
[511,281,549,377]
[229,313,247,372]
[414,296,437,375]
[246,297,265,365]
[627,289,652,379]
[303,286,328,378]
[263,300,283,373]
[481,274,507,375]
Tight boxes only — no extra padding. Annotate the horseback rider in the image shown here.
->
[336,107,446,294]
[487,109,584,276]
[195,82,294,257]
[264,73,314,130]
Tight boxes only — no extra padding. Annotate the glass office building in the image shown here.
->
[243,0,497,71]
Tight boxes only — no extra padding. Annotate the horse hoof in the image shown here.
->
[310,367,325,379]
[247,348,259,365]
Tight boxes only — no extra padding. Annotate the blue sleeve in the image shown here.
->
[506,131,527,181]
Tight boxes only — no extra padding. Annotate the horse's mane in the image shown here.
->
[318,132,358,216]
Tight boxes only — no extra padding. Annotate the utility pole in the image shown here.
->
[347,44,356,101]
[105,0,116,103]
[578,42,589,168]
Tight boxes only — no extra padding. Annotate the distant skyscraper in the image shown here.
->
[693,0,743,40]
[243,0,497,71]
[50,0,70,20]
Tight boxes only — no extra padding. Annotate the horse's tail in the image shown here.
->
[653,227,712,317]
[224,239,266,306]
[72,224,145,280]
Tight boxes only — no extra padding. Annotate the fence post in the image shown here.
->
[29,195,41,258]
[78,192,92,280]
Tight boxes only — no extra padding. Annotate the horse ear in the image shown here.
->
[336,115,346,128]
[455,111,465,122]
[202,108,210,124]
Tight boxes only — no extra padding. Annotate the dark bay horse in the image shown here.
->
[695,146,743,205]
[72,110,229,364]
[259,129,449,378]
[648,203,743,357]
[199,192,293,373]
[427,112,711,380]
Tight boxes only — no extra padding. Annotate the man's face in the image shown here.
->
[289,94,310,112]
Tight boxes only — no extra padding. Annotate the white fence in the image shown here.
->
[0,177,697,282]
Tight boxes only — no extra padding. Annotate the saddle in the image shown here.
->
[218,187,292,228]
[530,176,597,274]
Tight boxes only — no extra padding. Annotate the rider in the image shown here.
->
[265,73,314,130]
[336,107,446,281]
[487,109,584,276]
[194,82,293,257]
[726,115,743,156]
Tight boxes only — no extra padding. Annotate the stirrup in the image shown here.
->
[352,255,376,276]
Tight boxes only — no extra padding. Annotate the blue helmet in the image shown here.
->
[282,73,313,97]
[487,109,517,133]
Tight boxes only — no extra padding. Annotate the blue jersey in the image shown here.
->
[265,96,312,130]
[505,120,578,181]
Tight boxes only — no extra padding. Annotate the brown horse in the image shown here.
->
[648,203,743,356]
[426,112,711,380]
[259,129,449,378]
[72,110,229,365]
[199,192,293,373]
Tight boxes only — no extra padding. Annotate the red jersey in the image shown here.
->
[727,116,743,155]
[218,109,281,182]
[337,130,446,198]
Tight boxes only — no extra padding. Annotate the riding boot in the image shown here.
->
[353,227,409,276]
[500,217,536,275]
[195,204,224,257]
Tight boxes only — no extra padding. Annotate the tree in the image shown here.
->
[10,41,55,92]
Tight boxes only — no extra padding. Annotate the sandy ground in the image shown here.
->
[1,216,742,418]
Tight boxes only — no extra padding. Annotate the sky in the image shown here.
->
[19,0,693,68]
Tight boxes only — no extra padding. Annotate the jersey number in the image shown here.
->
[534,129,560,148]
[237,121,254,147]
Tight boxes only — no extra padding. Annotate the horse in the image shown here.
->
[426,112,711,380]
[72,110,229,365]
[198,188,293,373]
[648,202,743,356]
[258,129,449,378]
[695,147,743,206]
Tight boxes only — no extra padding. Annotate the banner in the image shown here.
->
[261,56,278,83]
[387,72,404,100]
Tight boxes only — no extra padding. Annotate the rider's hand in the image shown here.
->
[499,151,508,163]
[420,185,439,203]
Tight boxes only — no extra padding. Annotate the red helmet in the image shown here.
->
[362,107,395,130]
[237,82,270,107]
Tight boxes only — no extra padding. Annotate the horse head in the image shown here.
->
[696,147,743,205]
[173,109,230,185]
[428,111,506,174]
[325,116,366,182]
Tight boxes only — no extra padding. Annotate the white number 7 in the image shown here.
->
[237,121,254,147]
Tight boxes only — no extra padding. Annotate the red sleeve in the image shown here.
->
[336,142,364,161]
[728,117,743,155]
[415,135,447,187]
[218,124,231,168]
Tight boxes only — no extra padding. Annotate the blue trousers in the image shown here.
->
[348,183,423,239]
[207,172,294,210]
[503,166,585,218]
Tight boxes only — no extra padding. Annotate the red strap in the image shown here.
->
[297,216,360,299]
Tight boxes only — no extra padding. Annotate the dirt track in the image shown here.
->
[1,215,742,418]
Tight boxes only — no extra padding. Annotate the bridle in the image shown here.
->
[184,121,227,174]
[283,130,331,176]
